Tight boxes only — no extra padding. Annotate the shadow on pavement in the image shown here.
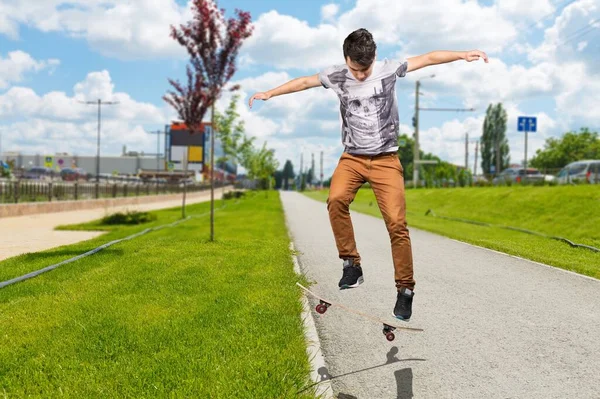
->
[297,346,425,397]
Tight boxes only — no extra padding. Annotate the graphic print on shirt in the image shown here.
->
[322,60,405,154]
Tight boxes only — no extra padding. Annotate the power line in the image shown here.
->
[557,19,600,47]
[522,0,579,32]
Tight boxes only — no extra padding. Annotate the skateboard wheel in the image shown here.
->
[315,304,327,314]
[385,332,395,342]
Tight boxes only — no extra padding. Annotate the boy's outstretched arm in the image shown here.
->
[248,74,322,108]
[406,50,488,73]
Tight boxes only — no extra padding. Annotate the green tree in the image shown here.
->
[457,168,472,187]
[481,103,509,176]
[281,160,295,190]
[244,142,279,192]
[273,170,283,189]
[213,94,255,173]
[306,167,314,187]
[397,133,415,179]
[530,128,599,169]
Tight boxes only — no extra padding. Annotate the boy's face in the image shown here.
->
[345,57,375,82]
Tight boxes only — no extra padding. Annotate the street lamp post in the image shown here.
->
[147,129,162,193]
[81,99,119,197]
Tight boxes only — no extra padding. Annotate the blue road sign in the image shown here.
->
[518,116,537,132]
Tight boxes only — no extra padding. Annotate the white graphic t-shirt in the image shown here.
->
[318,59,408,155]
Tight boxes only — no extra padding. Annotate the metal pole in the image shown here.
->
[524,125,529,183]
[413,80,420,188]
[80,99,118,195]
[496,121,501,177]
[474,140,479,176]
[300,152,303,191]
[96,99,101,184]
[320,151,324,190]
[156,129,160,193]
[465,133,469,170]
[164,124,169,170]
[524,127,528,170]
[210,103,215,241]
[182,149,187,219]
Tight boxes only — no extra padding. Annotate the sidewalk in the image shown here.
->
[0,188,231,262]
[281,191,600,398]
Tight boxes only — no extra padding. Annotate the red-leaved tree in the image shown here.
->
[163,0,253,133]
[163,0,253,238]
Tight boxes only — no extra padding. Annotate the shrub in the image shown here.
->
[223,190,246,200]
[101,211,157,225]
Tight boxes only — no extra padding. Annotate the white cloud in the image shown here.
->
[0,0,191,60]
[0,70,169,156]
[243,10,342,70]
[321,3,340,22]
[554,62,600,126]
[0,2,19,38]
[243,0,518,71]
[529,0,599,65]
[495,0,555,22]
[0,51,60,89]
[419,57,560,111]
[223,71,339,139]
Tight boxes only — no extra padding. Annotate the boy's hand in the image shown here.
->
[248,92,271,108]
[464,50,488,63]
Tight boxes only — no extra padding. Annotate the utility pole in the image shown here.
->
[299,152,303,191]
[465,133,469,170]
[413,79,422,188]
[147,129,162,192]
[320,151,324,190]
[413,75,475,188]
[474,140,479,176]
[81,99,119,198]
[146,130,162,172]
[311,152,315,188]
[164,124,170,169]
[496,130,501,178]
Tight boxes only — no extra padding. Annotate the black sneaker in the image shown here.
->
[393,287,414,321]
[338,259,364,289]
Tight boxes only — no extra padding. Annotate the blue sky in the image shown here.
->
[0,0,599,177]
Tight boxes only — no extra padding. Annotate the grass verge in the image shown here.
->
[304,185,600,279]
[0,191,315,398]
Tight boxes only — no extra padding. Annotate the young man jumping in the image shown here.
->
[248,28,488,321]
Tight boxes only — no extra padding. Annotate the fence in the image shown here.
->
[0,180,222,204]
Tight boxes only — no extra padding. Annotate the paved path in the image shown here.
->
[281,191,600,399]
[0,188,231,262]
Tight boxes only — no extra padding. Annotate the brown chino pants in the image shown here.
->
[326,151,415,291]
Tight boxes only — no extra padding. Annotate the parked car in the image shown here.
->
[60,167,88,182]
[492,167,549,185]
[556,160,600,184]
[23,166,56,181]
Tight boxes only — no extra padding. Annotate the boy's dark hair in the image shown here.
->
[343,28,377,66]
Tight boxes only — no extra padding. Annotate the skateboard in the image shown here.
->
[296,282,424,341]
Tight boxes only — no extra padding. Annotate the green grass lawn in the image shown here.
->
[0,191,315,398]
[304,185,600,279]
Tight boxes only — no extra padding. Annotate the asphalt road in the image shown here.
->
[281,191,600,399]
